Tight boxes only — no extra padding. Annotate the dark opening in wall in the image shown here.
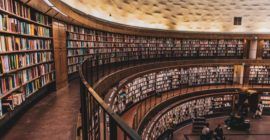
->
[234,17,242,25]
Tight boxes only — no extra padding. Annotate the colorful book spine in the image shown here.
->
[0,15,50,37]
[0,35,51,52]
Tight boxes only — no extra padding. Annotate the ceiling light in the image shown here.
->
[43,0,53,7]
[43,0,67,17]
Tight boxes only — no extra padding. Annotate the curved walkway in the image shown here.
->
[1,80,81,140]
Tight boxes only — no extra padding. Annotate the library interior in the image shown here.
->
[1,0,270,140]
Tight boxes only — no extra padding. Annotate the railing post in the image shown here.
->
[90,59,94,86]
[109,117,117,140]
[80,80,88,140]
[95,55,98,83]
[103,110,107,140]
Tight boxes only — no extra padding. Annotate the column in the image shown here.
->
[249,38,258,59]
[53,20,68,90]
[234,64,244,85]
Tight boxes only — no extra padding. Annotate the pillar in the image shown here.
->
[249,37,258,59]
[234,64,244,85]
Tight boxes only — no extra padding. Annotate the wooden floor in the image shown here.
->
[1,79,81,140]
[174,116,270,140]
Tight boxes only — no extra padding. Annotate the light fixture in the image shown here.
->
[43,0,54,7]
[43,0,67,17]
[52,6,67,16]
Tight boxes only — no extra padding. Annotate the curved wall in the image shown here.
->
[59,0,270,33]
[50,0,270,38]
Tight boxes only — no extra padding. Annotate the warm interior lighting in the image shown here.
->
[44,0,67,17]
[43,0,53,7]
[59,0,270,32]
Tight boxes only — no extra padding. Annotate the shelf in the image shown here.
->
[67,54,91,58]
[0,8,51,28]
[0,60,54,77]
[0,49,52,55]
[67,31,124,38]
[68,63,80,66]
[0,80,55,120]
[0,70,55,99]
[26,80,55,98]
[0,30,52,39]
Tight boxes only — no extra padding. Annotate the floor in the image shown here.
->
[173,116,270,140]
[1,79,81,140]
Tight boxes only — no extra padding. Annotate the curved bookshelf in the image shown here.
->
[0,0,55,128]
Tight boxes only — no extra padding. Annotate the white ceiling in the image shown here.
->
[60,0,270,33]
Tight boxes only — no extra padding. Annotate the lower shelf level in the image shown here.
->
[0,81,56,136]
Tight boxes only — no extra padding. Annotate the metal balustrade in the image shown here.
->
[79,54,270,140]
[79,57,142,140]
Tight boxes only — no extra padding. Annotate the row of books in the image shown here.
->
[67,56,86,66]
[249,66,270,84]
[0,52,53,73]
[0,63,54,95]
[263,40,270,58]
[67,25,244,46]
[24,73,55,96]
[66,25,244,76]
[0,72,55,117]
[66,25,246,77]
[0,14,50,37]
[67,37,245,48]
[0,35,51,52]
[260,94,270,108]
[0,0,50,25]
[66,47,242,74]
[112,66,234,113]
[68,33,96,41]
[66,41,244,50]
[67,49,92,57]
[146,94,233,140]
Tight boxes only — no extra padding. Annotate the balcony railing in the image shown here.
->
[79,57,142,140]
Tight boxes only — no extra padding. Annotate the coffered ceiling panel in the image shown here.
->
[59,0,270,33]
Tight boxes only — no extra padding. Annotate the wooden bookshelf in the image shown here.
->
[249,65,270,84]
[112,65,234,113]
[148,93,235,140]
[262,40,270,58]
[260,92,270,114]
[0,0,55,120]
[66,24,245,79]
